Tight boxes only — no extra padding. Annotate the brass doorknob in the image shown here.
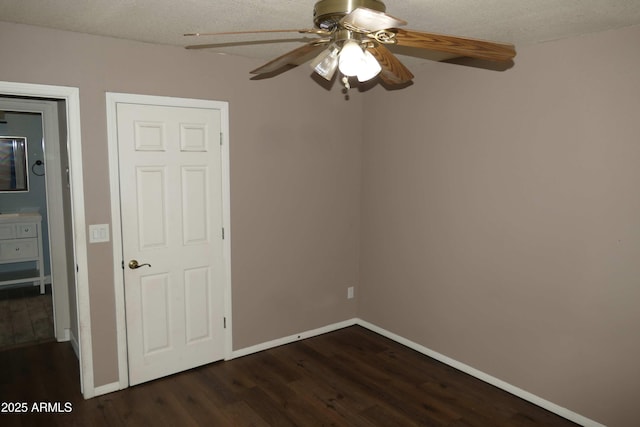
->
[128,260,151,269]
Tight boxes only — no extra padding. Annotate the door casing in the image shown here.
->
[106,92,233,391]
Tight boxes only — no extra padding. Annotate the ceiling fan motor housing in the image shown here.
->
[313,0,386,30]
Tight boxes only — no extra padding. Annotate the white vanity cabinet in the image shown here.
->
[0,213,46,293]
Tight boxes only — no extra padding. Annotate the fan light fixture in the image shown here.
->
[310,44,340,80]
[338,41,365,76]
[358,50,382,81]
[311,40,381,83]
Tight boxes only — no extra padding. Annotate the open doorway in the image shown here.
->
[0,81,93,398]
[0,97,76,351]
[0,109,56,349]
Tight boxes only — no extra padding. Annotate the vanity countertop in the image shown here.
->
[0,212,42,224]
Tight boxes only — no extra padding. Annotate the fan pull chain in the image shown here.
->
[341,76,351,99]
[342,76,351,90]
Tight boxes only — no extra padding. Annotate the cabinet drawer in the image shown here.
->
[16,223,38,238]
[0,225,16,240]
[0,239,38,261]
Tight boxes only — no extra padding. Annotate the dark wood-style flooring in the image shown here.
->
[0,325,578,426]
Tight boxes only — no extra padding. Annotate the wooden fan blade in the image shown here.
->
[250,40,330,75]
[186,37,314,50]
[185,29,330,37]
[394,29,516,62]
[341,7,407,32]
[366,44,414,85]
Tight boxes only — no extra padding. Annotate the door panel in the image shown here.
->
[136,166,168,249]
[181,166,209,244]
[116,102,225,386]
[140,273,171,355]
[184,266,212,343]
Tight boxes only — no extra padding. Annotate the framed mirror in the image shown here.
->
[0,136,29,192]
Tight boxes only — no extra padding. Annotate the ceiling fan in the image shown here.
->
[185,0,516,87]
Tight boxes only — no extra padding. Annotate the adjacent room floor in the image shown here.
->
[0,284,54,350]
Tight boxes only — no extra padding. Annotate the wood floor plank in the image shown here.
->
[286,378,379,427]
[303,334,448,425]
[0,326,580,426]
[167,368,240,425]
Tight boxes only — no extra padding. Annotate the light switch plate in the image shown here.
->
[89,224,110,243]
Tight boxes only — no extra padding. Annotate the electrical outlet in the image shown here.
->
[347,286,354,299]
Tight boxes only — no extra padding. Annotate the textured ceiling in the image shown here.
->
[1,0,640,66]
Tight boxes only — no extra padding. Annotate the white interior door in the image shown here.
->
[116,101,226,386]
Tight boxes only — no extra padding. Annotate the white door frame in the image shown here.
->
[0,81,92,397]
[106,92,233,390]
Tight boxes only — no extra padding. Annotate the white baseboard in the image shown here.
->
[56,327,70,343]
[93,381,121,397]
[355,319,605,427]
[230,318,358,359]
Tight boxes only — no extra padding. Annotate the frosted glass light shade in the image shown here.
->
[338,41,366,77]
[310,45,339,80]
[357,50,382,82]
